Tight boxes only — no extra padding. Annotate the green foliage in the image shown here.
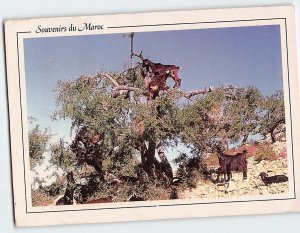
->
[49,64,286,204]
[134,92,183,145]
[28,122,52,169]
[223,86,263,143]
[179,88,226,154]
[52,72,185,169]
[49,142,76,171]
[259,91,285,143]
[85,178,170,203]
[179,86,264,153]
[52,75,138,166]
[52,70,285,167]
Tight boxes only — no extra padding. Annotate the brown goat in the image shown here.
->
[132,52,181,100]
[216,148,248,182]
[142,58,181,88]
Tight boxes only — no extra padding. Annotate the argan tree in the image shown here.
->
[223,86,264,144]
[28,120,52,169]
[49,35,285,202]
[259,90,285,143]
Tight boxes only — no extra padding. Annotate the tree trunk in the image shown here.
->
[142,139,157,178]
[140,142,146,164]
[271,130,276,143]
[242,134,249,144]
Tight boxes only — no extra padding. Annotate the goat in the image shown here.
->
[56,171,76,205]
[169,187,179,199]
[141,58,181,87]
[259,172,288,186]
[158,151,173,184]
[216,147,248,182]
[132,52,181,100]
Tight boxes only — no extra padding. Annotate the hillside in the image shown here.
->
[180,141,289,200]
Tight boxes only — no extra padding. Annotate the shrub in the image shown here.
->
[253,143,276,163]
[32,189,57,207]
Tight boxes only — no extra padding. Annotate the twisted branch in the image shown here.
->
[97,73,120,87]
[96,72,237,100]
[113,85,142,92]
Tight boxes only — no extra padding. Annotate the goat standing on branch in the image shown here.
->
[132,51,181,100]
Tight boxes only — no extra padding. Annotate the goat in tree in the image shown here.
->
[132,51,181,99]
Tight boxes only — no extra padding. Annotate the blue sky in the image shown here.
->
[24,25,283,148]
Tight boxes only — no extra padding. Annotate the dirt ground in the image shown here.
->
[180,156,289,200]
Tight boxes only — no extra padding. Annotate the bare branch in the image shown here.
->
[183,87,212,98]
[131,51,144,61]
[96,73,120,87]
[113,86,143,92]
[164,85,238,99]
[96,72,144,98]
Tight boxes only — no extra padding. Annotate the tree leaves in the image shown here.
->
[28,122,52,169]
[52,68,285,175]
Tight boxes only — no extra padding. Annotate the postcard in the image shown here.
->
[4,5,300,226]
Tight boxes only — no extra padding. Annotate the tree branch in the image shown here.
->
[97,73,120,87]
[113,86,143,92]
[183,87,212,98]
[131,51,144,61]
[177,85,237,98]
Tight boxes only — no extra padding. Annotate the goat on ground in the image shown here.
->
[259,172,288,186]
[216,147,248,182]
[56,171,76,205]
[169,187,179,199]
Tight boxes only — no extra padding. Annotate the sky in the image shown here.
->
[24,25,283,180]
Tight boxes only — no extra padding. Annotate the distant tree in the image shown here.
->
[49,139,76,172]
[28,120,52,169]
[259,91,285,143]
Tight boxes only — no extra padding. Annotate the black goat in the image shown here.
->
[56,171,76,205]
[169,187,179,199]
[259,172,288,186]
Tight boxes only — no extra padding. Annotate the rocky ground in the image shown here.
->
[180,156,289,200]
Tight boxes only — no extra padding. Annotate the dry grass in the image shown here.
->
[31,190,57,207]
